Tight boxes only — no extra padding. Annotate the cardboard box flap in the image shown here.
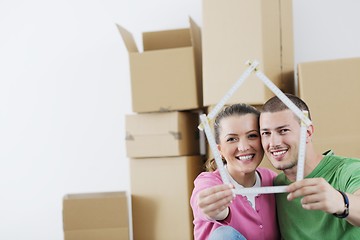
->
[189,17,201,50]
[116,24,138,53]
[64,191,126,200]
[143,28,191,51]
[188,17,203,105]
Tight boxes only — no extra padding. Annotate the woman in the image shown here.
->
[190,103,279,240]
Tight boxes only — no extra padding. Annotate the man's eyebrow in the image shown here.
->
[260,124,290,132]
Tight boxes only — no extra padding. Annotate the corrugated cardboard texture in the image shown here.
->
[298,58,360,158]
[125,111,200,158]
[131,156,204,240]
[202,0,294,106]
[116,18,202,113]
[63,192,129,240]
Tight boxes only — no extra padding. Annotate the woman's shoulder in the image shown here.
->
[257,167,277,175]
[194,170,223,185]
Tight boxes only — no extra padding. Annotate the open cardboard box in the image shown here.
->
[117,18,202,113]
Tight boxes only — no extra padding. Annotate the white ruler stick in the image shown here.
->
[255,70,312,127]
[199,114,230,185]
[296,111,309,181]
[234,186,287,195]
[255,70,310,182]
[198,60,312,195]
[198,61,259,131]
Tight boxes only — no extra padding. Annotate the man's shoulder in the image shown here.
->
[325,153,360,170]
[274,172,288,185]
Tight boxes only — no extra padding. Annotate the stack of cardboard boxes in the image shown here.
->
[62,1,295,239]
[63,0,360,240]
[116,1,296,239]
[117,1,295,239]
[63,0,360,239]
[202,0,295,173]
[118,18,205,240]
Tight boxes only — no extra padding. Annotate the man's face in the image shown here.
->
[259,109,301,171]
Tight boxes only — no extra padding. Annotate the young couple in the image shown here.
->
[190,94,360,240]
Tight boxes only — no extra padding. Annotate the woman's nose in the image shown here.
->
[237,139,250,152]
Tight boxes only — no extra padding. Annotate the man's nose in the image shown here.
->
[269,133,281,147]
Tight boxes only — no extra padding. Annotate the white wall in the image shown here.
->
[0,0,359,239]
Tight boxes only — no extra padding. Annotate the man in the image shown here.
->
[259,94,360,239]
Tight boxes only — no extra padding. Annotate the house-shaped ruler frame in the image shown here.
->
[199,60,312,195]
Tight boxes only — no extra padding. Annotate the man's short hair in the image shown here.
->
[262,93,312,121]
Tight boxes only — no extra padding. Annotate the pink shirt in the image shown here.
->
[190,168,280,240]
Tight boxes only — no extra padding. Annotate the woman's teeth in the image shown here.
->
[236,154,254,161]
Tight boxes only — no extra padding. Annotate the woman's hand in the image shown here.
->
[197,184,235,220]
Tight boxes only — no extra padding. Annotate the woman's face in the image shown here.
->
[217,114,264,175]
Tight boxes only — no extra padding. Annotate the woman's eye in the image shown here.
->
[226,137,237,142]
[248,133,259,139]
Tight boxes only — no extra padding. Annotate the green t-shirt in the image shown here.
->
[275,150,360,240]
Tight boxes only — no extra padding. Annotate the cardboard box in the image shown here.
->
[202,0,294,106]
[131,156,204,240]
[125,111,200,158]
[298,58,360,158]
[63,192,129,240]
[117,18,202,113]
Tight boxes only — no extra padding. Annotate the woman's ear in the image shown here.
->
[217,144,222,155]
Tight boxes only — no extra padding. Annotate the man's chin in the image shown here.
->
[273,162,296,171]
[268,159,283,170]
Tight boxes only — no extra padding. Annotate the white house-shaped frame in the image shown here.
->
[199,60,311,195]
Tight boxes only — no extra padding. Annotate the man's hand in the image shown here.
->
[286,178,344,214]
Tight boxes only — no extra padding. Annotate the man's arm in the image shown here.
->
[287,178,360,226]
[346,189,360,226]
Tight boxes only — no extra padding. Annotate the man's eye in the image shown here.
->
[279,129,289,134]
[261,132,270,136]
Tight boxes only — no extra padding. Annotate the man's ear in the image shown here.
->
[306,124,315,143]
